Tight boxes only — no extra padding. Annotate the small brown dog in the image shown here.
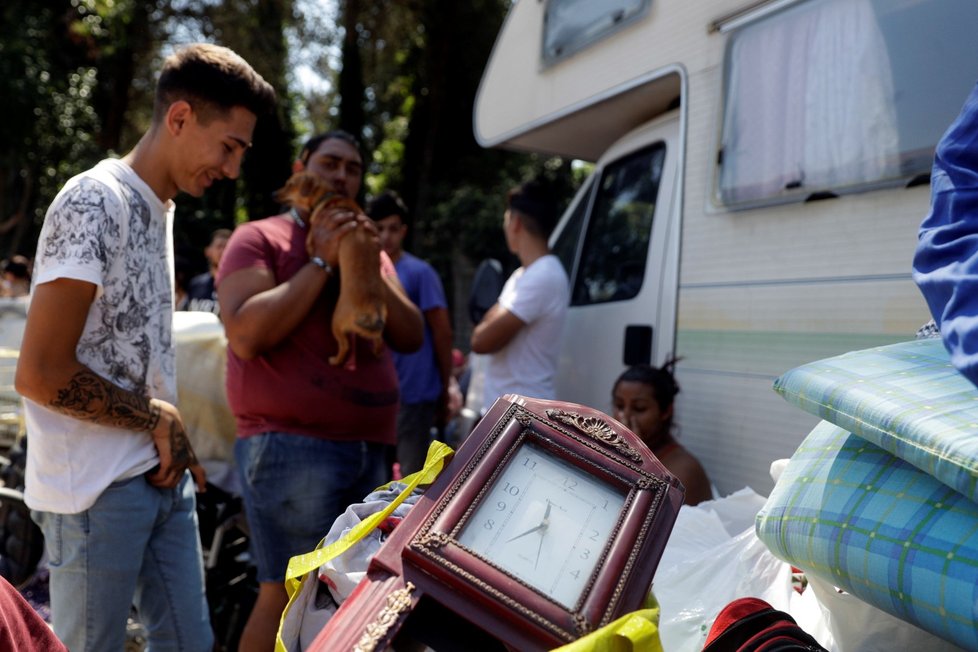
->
[274,171,387,366]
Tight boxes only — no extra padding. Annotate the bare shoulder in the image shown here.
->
[663,447,712,506]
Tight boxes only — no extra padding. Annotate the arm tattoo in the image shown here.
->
[168,418,197,468]
[50,369,159,431]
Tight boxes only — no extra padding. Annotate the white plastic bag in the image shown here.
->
[655,526,796,652]
[807,575,966,652]
[654,488,798,652]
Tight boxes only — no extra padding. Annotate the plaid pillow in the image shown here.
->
[773,338,978,503]
[756,421,978,650]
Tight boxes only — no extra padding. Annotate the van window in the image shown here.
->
[571,144,665,306]
[542,0,651,66]
[718,0,978,208]
[552,178,592,283]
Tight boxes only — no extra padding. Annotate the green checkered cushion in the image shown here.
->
[756,421,978,650]
[773,338,978,503]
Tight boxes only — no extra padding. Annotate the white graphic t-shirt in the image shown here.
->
[24,159,176,513]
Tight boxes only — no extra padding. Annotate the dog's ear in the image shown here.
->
[300,174,328,204]
[273,173,300,205]
[274,172,330,209]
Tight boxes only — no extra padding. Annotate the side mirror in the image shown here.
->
[622,324,653,366]
[468,258,505,325]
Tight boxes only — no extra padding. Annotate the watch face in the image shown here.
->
[456,440,626,609]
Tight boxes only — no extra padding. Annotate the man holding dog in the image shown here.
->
[217,130,422,651]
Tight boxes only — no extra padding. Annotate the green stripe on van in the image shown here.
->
[675,330,913,378]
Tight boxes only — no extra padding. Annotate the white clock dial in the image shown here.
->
[457,441,626,608]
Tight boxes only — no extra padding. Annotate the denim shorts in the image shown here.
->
[395,401,438,476]
[235,432,387,583]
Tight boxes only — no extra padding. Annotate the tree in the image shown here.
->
[337,0,366,145]
[348,0,576,316]
[163,0,297,273]
[0,1,107,259]
[0,1,297,275]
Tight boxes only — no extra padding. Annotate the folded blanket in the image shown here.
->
[756,421,977,650]
[773,338,978,503]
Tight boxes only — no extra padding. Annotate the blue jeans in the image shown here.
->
[32,471,212,652]
[235,433,387,583]
[396,401,437,476]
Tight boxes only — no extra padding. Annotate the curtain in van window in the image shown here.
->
[719,0,899,205]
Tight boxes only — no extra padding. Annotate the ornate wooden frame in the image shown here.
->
[308,394,684,652]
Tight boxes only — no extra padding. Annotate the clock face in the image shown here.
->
[456,440,627,609]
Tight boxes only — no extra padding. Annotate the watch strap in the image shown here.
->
[310,256,332,274]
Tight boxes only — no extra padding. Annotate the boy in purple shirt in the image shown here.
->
[368,191,454,474]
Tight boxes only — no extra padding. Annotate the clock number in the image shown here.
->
[502,482,520,496]
[563,477,578,490]
[588,529,600,542]
[522,457,537,470]
[484,519,495,530]
[569,569,581,579]
[602,499,609,510]
[580,548,591,560]
[496,501,507,511]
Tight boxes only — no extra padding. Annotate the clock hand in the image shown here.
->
[506,523,545,543]
[535,526,545,569]
[534,501,552,569]
[508,499,554,544]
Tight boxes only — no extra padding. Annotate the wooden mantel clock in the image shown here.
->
[309,394,685,651]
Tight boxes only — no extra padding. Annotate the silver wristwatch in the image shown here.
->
[310,256,332,274]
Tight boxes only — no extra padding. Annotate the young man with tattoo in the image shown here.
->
[15,43,276,651]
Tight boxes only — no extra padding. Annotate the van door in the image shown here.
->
[551,115,680,412]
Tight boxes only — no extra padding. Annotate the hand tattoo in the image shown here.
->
[50,369,159,431]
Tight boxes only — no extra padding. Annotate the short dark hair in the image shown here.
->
[153,43,276,124]
[366,190,410,226]
[298,130,364,165]
[507,178,559,239]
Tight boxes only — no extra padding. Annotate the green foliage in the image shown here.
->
[424,154,578,264]
[0,0,298,277]
[338,0,579,261]
[1,0,581,308]
[365,116,408,197]
[0,2,107,257]
[165,0,297,269]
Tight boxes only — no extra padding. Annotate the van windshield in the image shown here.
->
[570,144,665,306]
[718,0,978,208]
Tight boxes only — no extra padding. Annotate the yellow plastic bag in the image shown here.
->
[275,440,453,652]
[550,595,663,652]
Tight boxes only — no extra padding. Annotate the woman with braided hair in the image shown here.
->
[612,359,713,506]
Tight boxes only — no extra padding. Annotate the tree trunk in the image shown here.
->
[339,0,366,166]
[93,2,152,152]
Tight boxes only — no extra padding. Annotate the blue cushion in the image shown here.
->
[773,338,978,503]
[756,421,978,650]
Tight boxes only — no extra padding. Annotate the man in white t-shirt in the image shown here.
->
[471,179,570,410]
[15,44,275,652]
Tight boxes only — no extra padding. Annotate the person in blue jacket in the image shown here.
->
[914,82,978,388]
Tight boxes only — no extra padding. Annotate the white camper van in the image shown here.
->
[474,0,978,495]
